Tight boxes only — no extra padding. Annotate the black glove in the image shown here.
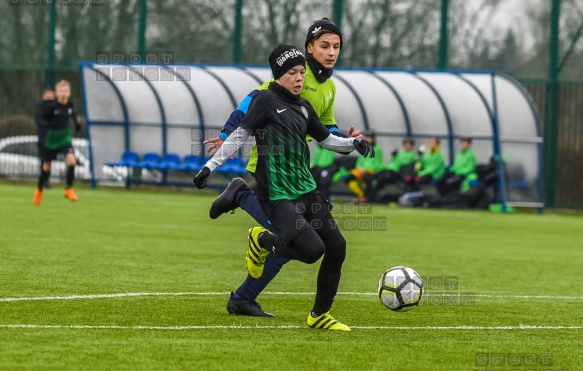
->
[391,149,398,157]
[353,138,375,158]
[193,166,211,189]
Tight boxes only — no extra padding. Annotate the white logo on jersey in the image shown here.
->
[277,108,287,114]
[301,106,308,118]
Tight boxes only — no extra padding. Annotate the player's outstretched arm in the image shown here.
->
[307,105,373,158]
[318,134,375,158]
[193,127,251,189]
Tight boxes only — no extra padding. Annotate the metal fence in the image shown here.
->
[1,0,582,208]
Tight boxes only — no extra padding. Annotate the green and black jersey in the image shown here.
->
[240,82,330,201]
[39,100,78,150]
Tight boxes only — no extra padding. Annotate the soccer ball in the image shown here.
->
[378,266,424,312]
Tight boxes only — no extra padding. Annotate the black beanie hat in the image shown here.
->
[268,44,306,80]
[305,17,343,50]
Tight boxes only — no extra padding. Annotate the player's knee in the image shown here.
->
[42,162,51,172]
[303,241,325,264]
[66,155,76,166]
[327,237,347,264]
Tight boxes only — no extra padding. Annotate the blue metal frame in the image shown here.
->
[128,66,167,156]
[161,65,206,158]
[451,72,506,207]
[408,71,455,165]
[494,72,545,211]
[198,66,238,109]
[489,73,508,210]
[368,71,412,136]
[237,66,265,85]
[78,63,130,189]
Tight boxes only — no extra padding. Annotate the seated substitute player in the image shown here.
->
[33,80,81,206]
[364,137,416,202]
[203,18,362,317]
[193,44,375,331]
[409,136,446,191]
[435,136,477,196]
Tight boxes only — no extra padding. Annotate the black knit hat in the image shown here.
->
[268,44,306,80]
[304,17,343,50]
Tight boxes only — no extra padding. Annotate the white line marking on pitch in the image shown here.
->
[1,292,583,303]
[0,324,581,331]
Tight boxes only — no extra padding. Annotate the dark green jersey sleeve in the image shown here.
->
[305,103,330,142]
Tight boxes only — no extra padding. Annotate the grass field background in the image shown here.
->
[1,182,582,370]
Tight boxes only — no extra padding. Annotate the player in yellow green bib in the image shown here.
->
[202,18,362,317]
[243,61,338,174]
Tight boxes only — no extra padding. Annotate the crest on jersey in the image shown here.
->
[301,106,308,118]
[68,108,73,115]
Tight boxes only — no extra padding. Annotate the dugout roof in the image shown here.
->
[79,62,544,208]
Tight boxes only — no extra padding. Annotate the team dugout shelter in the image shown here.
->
[78,62,544,209]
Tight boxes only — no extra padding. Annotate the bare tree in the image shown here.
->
[340,0,440,68]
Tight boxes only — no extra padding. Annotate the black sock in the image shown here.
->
[66,165,75,188]
[44,169,51,187]
[312,252,344,316]
[38,170,50,190]
[258,232,277,253]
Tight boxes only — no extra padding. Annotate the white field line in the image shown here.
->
[0,324,581,331]
[2,292,583,303]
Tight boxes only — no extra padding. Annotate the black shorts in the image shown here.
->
[260,191,333,244]
[43,143,74,162]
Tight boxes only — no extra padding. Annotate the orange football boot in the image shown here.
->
[33,189,43,206]
[64,188,78,202]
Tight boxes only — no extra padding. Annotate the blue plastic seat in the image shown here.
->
[106,150,139,167]
[178,155,203,171]
[135,152,161,169]
[152,153,181,170]
[215,157,247,174]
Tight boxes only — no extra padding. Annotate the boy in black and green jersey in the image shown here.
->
[34,88,55,188]
[33,80,81,206]
[203,18,363,318]
[194,44,375,331]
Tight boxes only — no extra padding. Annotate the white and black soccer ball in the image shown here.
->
[378,266,424,312]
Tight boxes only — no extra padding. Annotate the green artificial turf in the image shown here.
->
[0,182,581,370]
